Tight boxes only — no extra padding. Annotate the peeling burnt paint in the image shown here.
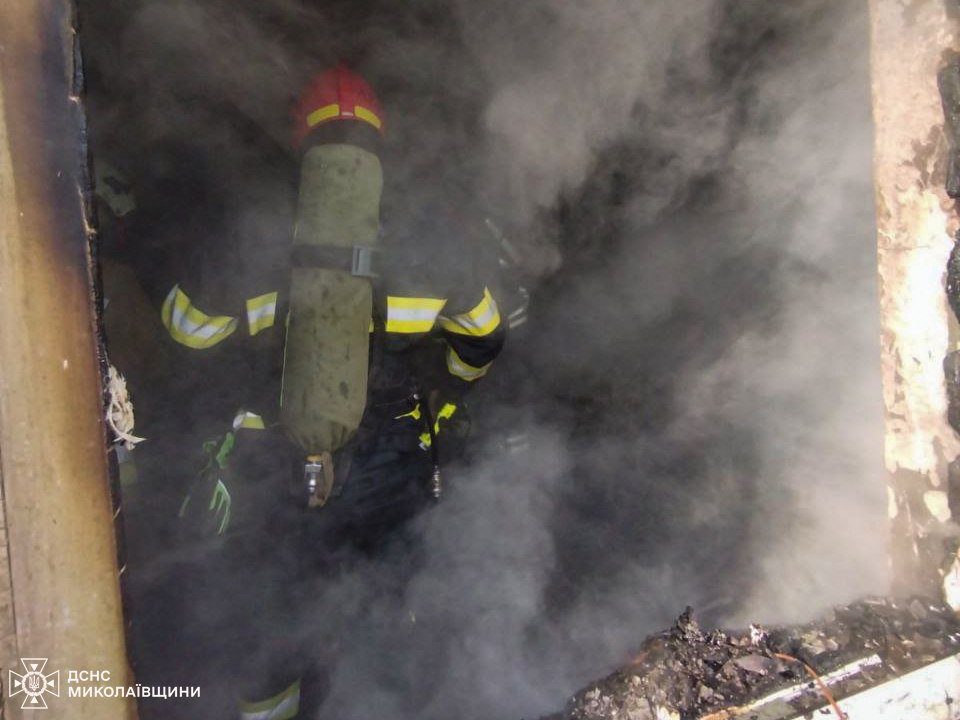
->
[946,238,960,325]
[910,126,949,191]
[948,455,960,525]
[890,466,951,598]
[937,52,960,196]
[873,0,960,602]
[945,348,960,433]
[939,11,960,618]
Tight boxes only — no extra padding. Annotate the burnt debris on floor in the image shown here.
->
[546,597,960,720]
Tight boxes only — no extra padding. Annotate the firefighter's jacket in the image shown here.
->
[156,198,506,446]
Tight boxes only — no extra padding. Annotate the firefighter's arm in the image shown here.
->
[436,285,506,395]
[413,283,505,450]
[159,282,240,349]
[178,428,236,538]
[414,286,505,462]
[178,410,267,538]
[380,284,504,445]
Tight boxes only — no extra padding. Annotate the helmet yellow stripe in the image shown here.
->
[354,104,382,130]
[306,103,341,128]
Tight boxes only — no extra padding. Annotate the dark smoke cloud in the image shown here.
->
[81,0,887,717]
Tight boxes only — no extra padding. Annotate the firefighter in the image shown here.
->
[163,63,506,531]
[149,64,506,718]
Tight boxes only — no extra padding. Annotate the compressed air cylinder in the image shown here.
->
[280,143,383,454]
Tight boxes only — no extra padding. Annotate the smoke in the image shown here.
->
[309,1,887,716]
[461,2,728,231]
[81,0,887,718]
[305,428,570,719]
[675,1,886,624]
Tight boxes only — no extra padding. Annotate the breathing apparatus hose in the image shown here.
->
[419,391,442,500]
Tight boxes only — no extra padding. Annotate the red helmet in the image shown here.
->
[292,63,384,148]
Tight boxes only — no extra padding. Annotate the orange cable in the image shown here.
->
[773,652,848,720]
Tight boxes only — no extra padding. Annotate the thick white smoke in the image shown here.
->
[673,1,886,624]
[307,2,887,718]
[461,2,725,221]
[455,0,886,618]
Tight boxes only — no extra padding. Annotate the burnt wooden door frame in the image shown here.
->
[0,1,134,717]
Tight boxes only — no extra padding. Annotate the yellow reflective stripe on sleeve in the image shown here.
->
[306,103,341,128]
[239,679,301,720]
[354,104,382,130]
[438,287,501,337]
[232,411,266,431]
[385,296,447,334]
[246,291,279,336]
[447,346,491,381]
[161,285,238,349]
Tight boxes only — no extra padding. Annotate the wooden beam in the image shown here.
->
[0,1,134,717]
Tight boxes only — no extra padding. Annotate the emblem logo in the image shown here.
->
[9,658,59,710]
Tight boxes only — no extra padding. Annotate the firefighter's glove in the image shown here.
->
[400,400,469,453]
[178,432,236,538]
[420,402,458,450]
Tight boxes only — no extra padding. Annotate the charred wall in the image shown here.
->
[873,0,960,603]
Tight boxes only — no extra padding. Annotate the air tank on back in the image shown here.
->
[280,65,385,503]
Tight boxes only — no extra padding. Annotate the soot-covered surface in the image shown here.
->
[551,597,960,720]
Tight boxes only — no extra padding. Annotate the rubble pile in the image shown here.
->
[546,597,960,720]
